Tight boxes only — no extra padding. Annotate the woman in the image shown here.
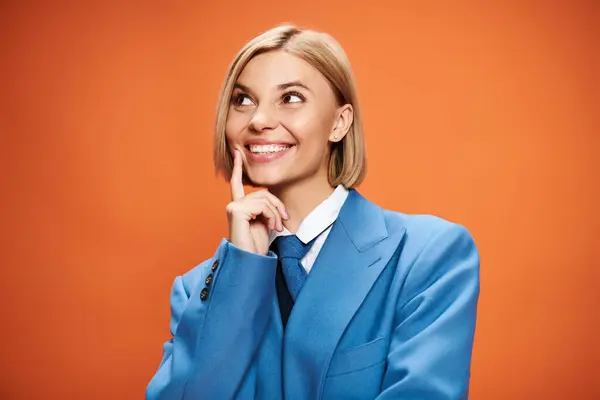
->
[147,24,480,400]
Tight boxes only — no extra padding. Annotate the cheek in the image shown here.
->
[225,111,249,141]
[281,110,332,147]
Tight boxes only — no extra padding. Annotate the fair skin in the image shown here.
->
[224,50,353,255]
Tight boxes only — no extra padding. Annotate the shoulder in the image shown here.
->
[382,208,471,238]
[346,190,476,257]
[380,207,477,260]
[378,206,480,301]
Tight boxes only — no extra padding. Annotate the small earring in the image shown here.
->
[334,135,339,140]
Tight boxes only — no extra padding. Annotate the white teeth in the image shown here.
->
[249,144,291,154]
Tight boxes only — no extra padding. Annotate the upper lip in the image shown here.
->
[244,139,295,146]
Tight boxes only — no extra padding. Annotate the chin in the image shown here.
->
[246,163,306,187]
[246,172,289,188]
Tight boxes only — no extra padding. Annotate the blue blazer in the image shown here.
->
[147,190,480,399]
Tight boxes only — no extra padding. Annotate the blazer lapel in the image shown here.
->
[282,190,406,399]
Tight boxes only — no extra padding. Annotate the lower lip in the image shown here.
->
[245,146,295,164]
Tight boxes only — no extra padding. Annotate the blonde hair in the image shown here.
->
[213,24,366,188]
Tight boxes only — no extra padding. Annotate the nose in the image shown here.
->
[248,104,279,133]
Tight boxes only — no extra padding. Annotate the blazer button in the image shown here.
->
[211,259,219,272]
[200,288,210,301]
[205,274,214,286]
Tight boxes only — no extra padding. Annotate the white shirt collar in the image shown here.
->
[269,185,349,245]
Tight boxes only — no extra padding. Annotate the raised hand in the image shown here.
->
[226,149,289,255]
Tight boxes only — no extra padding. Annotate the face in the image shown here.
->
[225,50,352,188]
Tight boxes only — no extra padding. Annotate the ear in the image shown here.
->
[329,104,354,143]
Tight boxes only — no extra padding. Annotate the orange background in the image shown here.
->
[1,1,598,399]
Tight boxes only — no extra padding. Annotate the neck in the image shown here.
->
[270,173,335,233]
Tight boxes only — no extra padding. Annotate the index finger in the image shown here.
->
[230,149,245,201]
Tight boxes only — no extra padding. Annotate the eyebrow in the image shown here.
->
[277,81,311,92]
[233,81,311,93]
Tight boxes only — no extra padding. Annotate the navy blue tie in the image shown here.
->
[273,235,313,302]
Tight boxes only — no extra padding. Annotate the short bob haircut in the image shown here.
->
[213,24,366,188]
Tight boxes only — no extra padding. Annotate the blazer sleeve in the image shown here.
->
[377,223,481,400]
[146,239,278,400]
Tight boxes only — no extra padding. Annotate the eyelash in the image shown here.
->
[232,93,250,106]
[282,91,305,103]
[231,91,306,106]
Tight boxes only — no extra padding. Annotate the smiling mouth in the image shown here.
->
[243,143,296,164]
[245,144,295,154]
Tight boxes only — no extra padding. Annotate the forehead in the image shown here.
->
[236,51,329,91]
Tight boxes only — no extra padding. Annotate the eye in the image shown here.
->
[282,91,305,104]
[232,93,254,107]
